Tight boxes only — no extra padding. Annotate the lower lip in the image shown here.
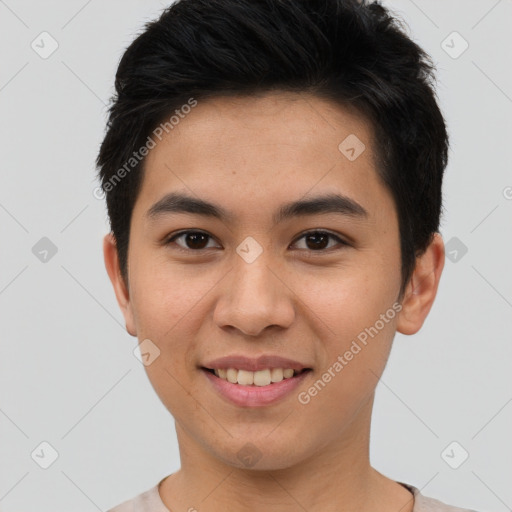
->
[201,368,311,407]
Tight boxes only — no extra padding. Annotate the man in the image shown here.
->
[97,0,477,510]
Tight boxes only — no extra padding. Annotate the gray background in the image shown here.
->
[1,0,511,510]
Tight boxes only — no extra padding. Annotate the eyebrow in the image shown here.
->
[146,191,369,225]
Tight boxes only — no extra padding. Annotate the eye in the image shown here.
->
[290,230,348,252]
[165,230,220,252]
[164,229,348,253]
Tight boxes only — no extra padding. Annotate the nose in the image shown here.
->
[213,253,295,337]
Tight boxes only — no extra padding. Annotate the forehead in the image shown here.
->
[136,92,394,226]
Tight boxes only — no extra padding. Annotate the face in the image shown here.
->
[104,92,444,471]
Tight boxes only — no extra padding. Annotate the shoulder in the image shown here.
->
[401,483,480,512]
[107,482,169,512]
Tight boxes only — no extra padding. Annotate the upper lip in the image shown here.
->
[202,355,312,372]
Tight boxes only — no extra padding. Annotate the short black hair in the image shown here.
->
[96,0,449,300]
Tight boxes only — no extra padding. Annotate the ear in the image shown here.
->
[396,232,445,335]
[103,233,137,337]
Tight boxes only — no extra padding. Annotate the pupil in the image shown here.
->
[187,232,208,249]
[306,233,328,250]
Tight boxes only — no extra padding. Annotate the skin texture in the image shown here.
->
[104,92,445,512]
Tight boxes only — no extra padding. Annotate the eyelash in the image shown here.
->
[164,230,348,254]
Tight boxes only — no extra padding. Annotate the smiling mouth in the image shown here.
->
[201,367,312,386]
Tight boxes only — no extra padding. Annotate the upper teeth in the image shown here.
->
[213,368,296,386]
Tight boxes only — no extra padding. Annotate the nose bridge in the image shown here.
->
[214,241,294,335]
[233,240,279,305]
[235,247,275,297]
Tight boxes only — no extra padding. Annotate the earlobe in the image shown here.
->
[102,233,137,337]
[396,233,445,336]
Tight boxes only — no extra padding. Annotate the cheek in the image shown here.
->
[128,268,207,397]
[297,314,396,426]
[296,262,399,386]
[129,255,209,337]
[298,260,398,334]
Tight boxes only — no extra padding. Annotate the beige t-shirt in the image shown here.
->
[107,479,478,512]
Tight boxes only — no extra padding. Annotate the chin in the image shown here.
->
[210,437,313,472]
